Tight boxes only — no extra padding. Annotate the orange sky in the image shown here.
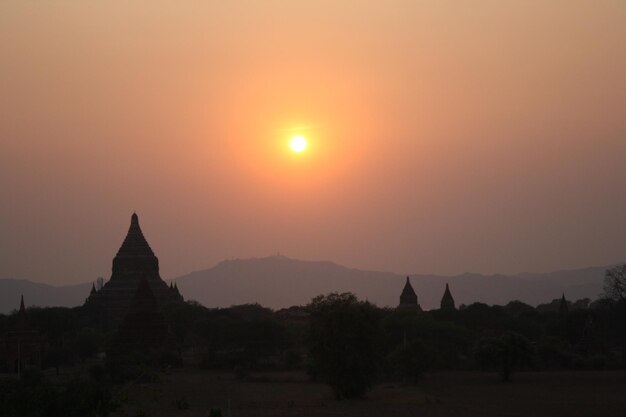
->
[1,1,625,284]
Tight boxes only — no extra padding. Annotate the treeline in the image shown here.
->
[2,294,622,372]
[0,291,625,407]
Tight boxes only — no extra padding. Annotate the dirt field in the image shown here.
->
[114,370,626,417]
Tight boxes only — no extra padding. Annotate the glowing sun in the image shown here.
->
[289,135,307,153]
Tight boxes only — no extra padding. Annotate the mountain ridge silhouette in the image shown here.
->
[0,256,616,312]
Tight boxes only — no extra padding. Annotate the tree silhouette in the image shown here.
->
[604,264,626,310]
[386,339,436,383]
[474,331,533,382]
[307,293,382,399]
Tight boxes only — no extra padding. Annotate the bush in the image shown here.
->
[172,396,189,410]
[284,350,303,368]
[474,331,533,382]
[0,372,119,417]
[536,338,577,369]
[307,293,383,399]
[386,339,436,383]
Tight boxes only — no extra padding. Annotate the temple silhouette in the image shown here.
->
[85,213,183,328]
[559,293,569,315]
[440,283,457,311]
[0,296,44,373]
[397,277,457,312]
[110,278,177,356]
[398,276,422,310]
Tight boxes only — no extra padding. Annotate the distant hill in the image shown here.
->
[0,279,92,313]
[174,256,612,310]
[0,257,615,313]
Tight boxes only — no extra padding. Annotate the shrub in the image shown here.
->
[307,293,383,399]
[474,331,534,382]
[386,339,436,383]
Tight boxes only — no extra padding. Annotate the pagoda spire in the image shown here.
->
[399,276,420,309]
[401,277,416,297]
[116,213,155,258]
[16,294,29,329]
[559,293,569,315]
[440,283,456,311]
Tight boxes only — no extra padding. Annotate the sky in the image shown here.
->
[1,1,625,285]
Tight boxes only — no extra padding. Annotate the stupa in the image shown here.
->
[440,283,457,311]
[85,213,183,328]
[398,276,422,310]
[0,296,44,373]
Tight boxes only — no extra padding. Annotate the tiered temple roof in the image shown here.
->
[110,279,177,355]
[85,213,183,328]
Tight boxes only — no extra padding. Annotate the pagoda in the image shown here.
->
[85,213,183,328]
[398,276,422,310]
[559,293,569,315]
[440,283,457,311]
[0,296,44,373]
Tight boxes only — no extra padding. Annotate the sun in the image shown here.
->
[289,135,307,153]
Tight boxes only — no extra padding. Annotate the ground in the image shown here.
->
[114,370,626,417]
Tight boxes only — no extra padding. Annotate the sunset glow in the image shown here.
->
[0,1,625,283]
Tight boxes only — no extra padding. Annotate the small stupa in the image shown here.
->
[0,296,44,373]
[559,293,569,315]
[440,283,457,311]
[398,277,422,310]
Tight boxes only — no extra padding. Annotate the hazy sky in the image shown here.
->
[1,1,625,285]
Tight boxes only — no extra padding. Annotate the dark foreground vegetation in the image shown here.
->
[1,266,625,416]
[105,369,626,417]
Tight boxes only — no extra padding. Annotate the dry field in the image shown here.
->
[114,370,626,417]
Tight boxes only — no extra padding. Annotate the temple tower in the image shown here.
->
[399,276,421,310]
[85,213,183,328]
[0,296,44,373]
[440,283,456,311]
[559,293,569,315]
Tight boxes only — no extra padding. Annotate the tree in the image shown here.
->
[503,300,535,316]
[604,264,626,305]
[385,339,436,383]
[307,293,383,399]
[474,331,533,382]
